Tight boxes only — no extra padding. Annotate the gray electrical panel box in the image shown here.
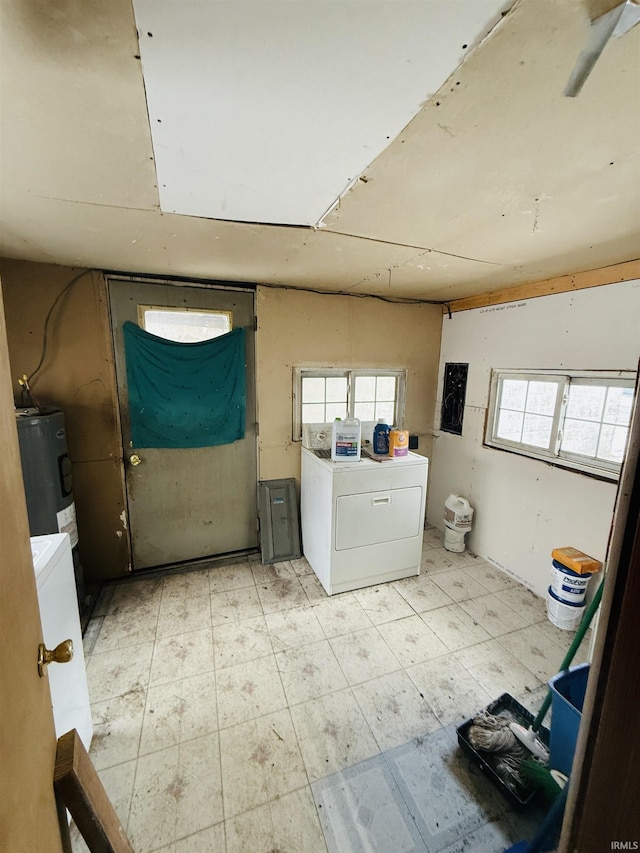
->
[258,478,302,564]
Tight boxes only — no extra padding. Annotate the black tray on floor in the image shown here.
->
[457,692,551,808]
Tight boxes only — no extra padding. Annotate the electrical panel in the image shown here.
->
[258,478,302,564]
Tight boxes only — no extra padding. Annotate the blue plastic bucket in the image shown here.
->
[548,663,590,776]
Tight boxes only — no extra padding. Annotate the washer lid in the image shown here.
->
[30,533,71,585]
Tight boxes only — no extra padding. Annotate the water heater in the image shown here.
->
[15,407,84,603]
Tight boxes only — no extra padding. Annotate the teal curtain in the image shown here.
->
[123,322,246,449]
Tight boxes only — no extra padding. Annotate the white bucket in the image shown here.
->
[550,561,591,605]
[547,586,586,631]
[444,526,466,553]
[444,495,473,530]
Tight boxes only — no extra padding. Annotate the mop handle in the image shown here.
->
[532,579,604,732]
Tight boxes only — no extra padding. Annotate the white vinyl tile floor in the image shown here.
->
[72,528,590,853]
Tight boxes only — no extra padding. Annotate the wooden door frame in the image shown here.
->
[105,274,259,571]
[559,370,640,849]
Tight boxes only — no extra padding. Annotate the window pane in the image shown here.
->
[326,377,348,403]
[302,403,326,423]
[522,414,553,448]
[566,385,606,421]
[603,386,634,426]
[562,418,600,457]
[501,379,527,411]
[302,377,325,404]
[496,409,523,442]
[354,402,375,421]
[375,402,395,424]
[597,424,628,463]
[354,376,376,401]
[525,381,558,416]
[142,308,230,342]
[325,403,348,422]
[376,376,396,400]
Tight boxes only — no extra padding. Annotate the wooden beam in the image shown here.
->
[54,730,134,853]
[445,259,640,314]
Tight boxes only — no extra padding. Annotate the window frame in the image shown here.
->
[486,368,635,480]
[292,367,407,441]
[137,304,233,341]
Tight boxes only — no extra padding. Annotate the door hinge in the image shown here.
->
[253,315,258,331]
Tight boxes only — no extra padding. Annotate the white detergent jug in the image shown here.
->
[331,417,361,462]
[444,495,473,529]
[443,494,473,553]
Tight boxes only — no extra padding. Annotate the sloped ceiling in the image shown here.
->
[0,0,638,302]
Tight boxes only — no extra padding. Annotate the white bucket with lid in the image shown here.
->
[547,586,586,631]
[444,526,466,553]
[550,560,591,605]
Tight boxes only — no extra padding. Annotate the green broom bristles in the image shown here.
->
[521,757,565,800]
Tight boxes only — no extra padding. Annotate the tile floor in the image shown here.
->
[72,528,589,853]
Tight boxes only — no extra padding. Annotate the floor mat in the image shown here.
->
[311,724,547,853]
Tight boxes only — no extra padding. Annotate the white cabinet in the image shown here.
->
[31,533,93,750]
[301,447,428,595]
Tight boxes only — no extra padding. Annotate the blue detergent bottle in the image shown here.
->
[373,418,390,455]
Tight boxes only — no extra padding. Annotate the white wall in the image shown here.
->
[427,280,640,598]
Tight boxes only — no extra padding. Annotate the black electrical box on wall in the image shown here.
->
[440,363,468,435]
[258,478,302,564]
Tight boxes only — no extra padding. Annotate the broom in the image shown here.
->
[466,579,603,791]
[509,579,603,757]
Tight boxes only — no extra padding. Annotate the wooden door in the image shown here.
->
[0,282,64,853]
[109,278,258,570]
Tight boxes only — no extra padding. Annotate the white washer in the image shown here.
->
[31,533,93,750]
[301,446,428,595]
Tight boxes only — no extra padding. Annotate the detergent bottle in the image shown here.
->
[373,418,390,455]
[443,494,474,552]
[388,428,409,457]
[331,418,361,462]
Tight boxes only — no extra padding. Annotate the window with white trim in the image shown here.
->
[486,370,635,478]
[293,368,406,440]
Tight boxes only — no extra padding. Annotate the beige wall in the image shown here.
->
[256,285,442,483]
[1,262,443,581]
[1,259,129,582]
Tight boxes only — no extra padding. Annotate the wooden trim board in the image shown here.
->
[445,259,640,314]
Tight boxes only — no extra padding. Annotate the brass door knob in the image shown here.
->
[129,453,142,466]
[38,639,74,677]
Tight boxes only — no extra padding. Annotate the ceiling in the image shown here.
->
[132,0,511,227]
[0,0,638,303]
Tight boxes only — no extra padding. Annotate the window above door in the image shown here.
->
[486,369,636,479]
[292,367,406,441]
[138,305,232,342]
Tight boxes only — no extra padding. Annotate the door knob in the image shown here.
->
[129,453,142,466]
[38,639,74,677]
